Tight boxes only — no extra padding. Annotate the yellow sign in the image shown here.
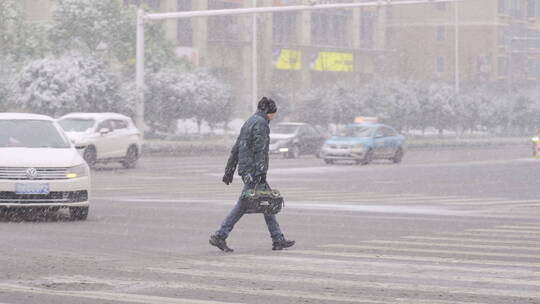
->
[273,49,302,71]
[311,52,353,72]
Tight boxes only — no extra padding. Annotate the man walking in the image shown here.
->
[209,97,295,252]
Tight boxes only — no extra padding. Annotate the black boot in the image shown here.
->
[209,234,234,252]
[272,239,295,250]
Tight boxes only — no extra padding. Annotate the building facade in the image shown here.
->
[385,0,540,90]
[21,0,539,112]
[161,0,388,113]
[21,0,387,114]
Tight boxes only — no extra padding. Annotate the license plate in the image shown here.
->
[15,183,50,195]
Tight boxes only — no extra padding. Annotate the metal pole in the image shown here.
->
[145,0,462,21]
[454,0,459,95]
[508,37,513,95]
[252,13,258,113]
[136,9,145,139]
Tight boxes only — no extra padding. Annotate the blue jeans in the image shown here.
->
[215,182,284,241]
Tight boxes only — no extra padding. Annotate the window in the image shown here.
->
[307,125,319,137]
[360,11,375,49]
[112,120,128,130]
[0,120,70,149]
[436,3,446,10]
[498,56,508,76]
[436,56,445,73]
[498,26,509,45]
[273,12,297,44]
[58,119,96,133]
[436,26,445,41]
[528,0,538,18]
[375,127,395,138]
[96,120,114,131]
[499,0,523,17]
[384,127,397,137]
[177,0,192,46]
[528,58,539,77]
[208,0,242,41]
[311,10,350,47]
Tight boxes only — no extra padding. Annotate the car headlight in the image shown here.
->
[66,164,89,179]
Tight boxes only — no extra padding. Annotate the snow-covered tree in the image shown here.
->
[327,84,362,125]
[294,88,334,127]
[190,70,234,132]
[13,54,120,117]
[0,0,47,63]
[144,68,233,133]
[426,83,456,135]
[144,69,195,132]
[50,0,182,74]
[0,78,11,111]
[362,79,419,132]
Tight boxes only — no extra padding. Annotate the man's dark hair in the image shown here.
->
[257,97,277,114]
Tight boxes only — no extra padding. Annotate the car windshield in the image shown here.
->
[0,120,71,148]
[58,118,95,132]
[273,124,300,134]
[339,125,374,137]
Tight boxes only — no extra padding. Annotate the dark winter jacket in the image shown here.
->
[224,111,270,179]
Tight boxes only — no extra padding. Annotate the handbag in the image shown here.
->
[240,182,284,214]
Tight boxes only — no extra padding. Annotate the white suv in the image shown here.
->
[0,113,90,220]
[58,113,142,168]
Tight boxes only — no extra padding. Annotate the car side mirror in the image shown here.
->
[99,128,111,135]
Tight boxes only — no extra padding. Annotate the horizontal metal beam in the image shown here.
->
[144,0,461,21]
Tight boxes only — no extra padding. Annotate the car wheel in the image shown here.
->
[324,159,334,165]
[69,207,89,221]
[392,147,404,164]
[83,146,97,167]
[361,149,373,165]
[121,145,138,169]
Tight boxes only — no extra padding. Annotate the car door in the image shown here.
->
[305,125,323,154]
[373,127,387,157]
[111,119,131,157]
[382,127,400,157]
[94,120,116,159]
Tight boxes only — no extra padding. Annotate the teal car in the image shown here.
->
[320,123,405,165]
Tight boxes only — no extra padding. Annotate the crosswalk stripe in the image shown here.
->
[500,225,540,230]
[146,267,540,300]
[249,255,539,277]
[321,244,540,259]
[287,250,540,268]
[0,283,243,304]
[157,257,540,287]
[403,236,540,246]
[364,239,540,252]
[443,232,540,240]
[449,199,540,206]
[469,228,540,235]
